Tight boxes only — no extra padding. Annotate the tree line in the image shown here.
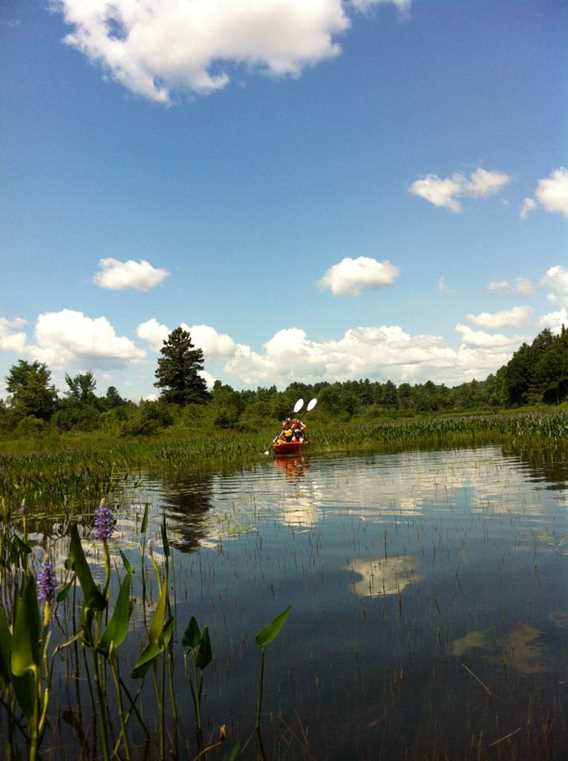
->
[1,325,567,437]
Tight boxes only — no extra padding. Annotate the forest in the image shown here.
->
[1,325,567,439]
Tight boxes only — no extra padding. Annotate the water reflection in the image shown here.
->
[156,473,215,551]
[346,555,422,597]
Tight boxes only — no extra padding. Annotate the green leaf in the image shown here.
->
[131,640,162,680]
[141,504,149,535]
[119,549,134,575]
[182,616,201,651]
[255,606,292,650]
[161,618,175,649]
[57,577,75,603]
[67,524,106,612]
[195,626,212,670]
[149,578,168,645]
[11,575,41,677]
[224,743,241,761]
[0,605,13,685]
[99,573,132,656]
[161,516,170,559]
[13,673,35,718]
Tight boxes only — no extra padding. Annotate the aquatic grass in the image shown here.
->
[4,409,568,512]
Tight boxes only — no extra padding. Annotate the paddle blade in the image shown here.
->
[293,398,304,413]
[307,398,318,412]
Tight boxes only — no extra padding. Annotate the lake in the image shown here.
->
[6,444,568,760]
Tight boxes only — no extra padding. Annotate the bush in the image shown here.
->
[214,406,240,429]
[16,416,48,437]
[119,401,174,437]
[52,403,101,432]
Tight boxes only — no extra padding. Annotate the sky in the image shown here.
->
[1,0,567,399]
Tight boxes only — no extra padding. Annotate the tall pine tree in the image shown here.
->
[154,326,210,405]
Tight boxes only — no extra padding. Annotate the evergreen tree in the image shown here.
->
[154,326,209,405]
[6,360,58,420]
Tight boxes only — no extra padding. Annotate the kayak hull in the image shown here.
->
[272,441,304,456]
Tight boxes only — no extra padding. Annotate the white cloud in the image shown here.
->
[224,323,518,387]
[539,308,568,335]
[535,168,568,217]
[542,266,568,309]
[487,277,534,296]
[438,275,452,295]
[181,324,236,356]
[467,168,510,198]
[455,323,526,349]
[522,168,568,218]
[520,197,536,219]
[318,256,399,296]
[0,317,27,353]
[54,0,354,103]
[136,318,170,351]
[410,168,510,212]
[351,0,411,15]
[94,258,169,291]
[26,310,145,368]
[465,306,532,330]
[137,319,236,357]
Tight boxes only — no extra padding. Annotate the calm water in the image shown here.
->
[11,445,568,759]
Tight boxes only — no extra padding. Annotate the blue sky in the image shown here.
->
[1,0,567,398]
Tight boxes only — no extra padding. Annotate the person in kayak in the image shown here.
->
[292,418,306,441]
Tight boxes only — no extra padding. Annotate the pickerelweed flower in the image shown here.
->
[37,558,56,605]
[94,498,115,542]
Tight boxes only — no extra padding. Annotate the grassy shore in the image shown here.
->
[2,406,568,510]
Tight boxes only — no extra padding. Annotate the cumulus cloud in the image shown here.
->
[54,0,357,103]
[137,319,236,357]
[136,318,170,351]
[487,277,534,296]
[539,308,568,335]
[455,323,526,349]
[222,323,519,387]
[542,266,568,309]
[25,310,145,368]
[94,258,169,291]
[465,306,533,329]
[521,168,568,218]
[0,317,27,353]
[185,324,236,356]
[410,168,510,212]
[318,256,399,296]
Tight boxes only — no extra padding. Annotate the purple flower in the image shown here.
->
[37,558,56,604]
[94,499,115,542]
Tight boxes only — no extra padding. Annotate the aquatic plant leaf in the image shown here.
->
[57,577,75,603]
[0,605,12,685]
[11,575,40,677]
[99,572,132,655]
[141,504,149,535]
[224,742,241,761]
[13,673,35,718]
[131,640,162,680]
[119,549,134,575]
[195,626,212,670]
[255,606,292,649]
[182,616,201,652]
[161,618,175,649]
[161,516,170,559]
[149,578,168,645]
[67,524,106,612]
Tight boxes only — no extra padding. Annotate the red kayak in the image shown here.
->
[272,440,305,456]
